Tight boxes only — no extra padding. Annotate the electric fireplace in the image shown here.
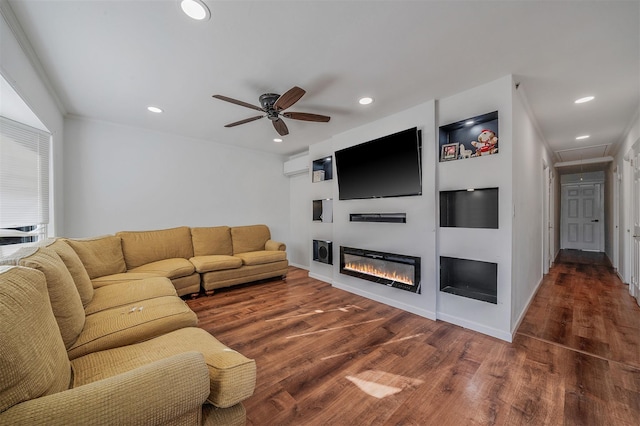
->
[340,246,421,293]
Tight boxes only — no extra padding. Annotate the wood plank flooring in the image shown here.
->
[187,251,640,425]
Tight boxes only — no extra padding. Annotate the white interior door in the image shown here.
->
[542,164,550,273]
[549,172,555,266]
[561,183,602,251]
[632,155,640,303]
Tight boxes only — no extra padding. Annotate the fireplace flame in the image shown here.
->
[344,261,414,285]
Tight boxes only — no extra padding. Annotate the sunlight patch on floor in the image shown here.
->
[346,370,425,399]
[266,304,365,322]
[285,318,385,339]
[321,333,424,360]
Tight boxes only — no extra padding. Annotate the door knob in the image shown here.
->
[591,219,599,222]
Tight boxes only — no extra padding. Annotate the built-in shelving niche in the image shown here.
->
[439,111,498,162]
[312,156,333,183]
[440,256,497,304]
[312,199,333,223]
[440,188,498,229]
[313,240,333,265]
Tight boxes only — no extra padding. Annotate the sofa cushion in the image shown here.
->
[201,260,289,292]
[18,247,86,350]
[49,239,94,306]
[265,239,286,252]
[91,272,159,288]
[127,258,195,279]
[234,250,287,266]
[191,226,233,256]
[71,327,256,409]
[68,295,197,360]
[85,277,177,316]
[117,227,194,270]
[190,255,242,273]
[231,225,271,254]
[65,236,127,279]
[0,266,71,413]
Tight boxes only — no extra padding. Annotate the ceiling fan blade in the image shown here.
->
[224,115,264,127]
[274,86,306,111]
[272,118,289,136]
[213,95,264,112]
[282,112,331,122]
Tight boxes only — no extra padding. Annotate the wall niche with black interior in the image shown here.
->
[312,199,333,223]
[313,239,333,265]
[440,256,497,304]
[439,111,498,162]
[440,187,498,229]
[312,156,333,183]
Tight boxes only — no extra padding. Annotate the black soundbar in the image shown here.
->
[349,213,406,223]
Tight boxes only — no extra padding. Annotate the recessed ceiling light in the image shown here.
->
[465,120,474,126]
[179,0,211,21]
[575,96,594,104]
[359,97,373,105]
[147,106,163,113]
[273,138,283,143]
[576,135,590,140]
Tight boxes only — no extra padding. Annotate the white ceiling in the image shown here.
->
[4,0,639,161]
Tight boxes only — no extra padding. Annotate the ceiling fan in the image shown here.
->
[212,86,330,137]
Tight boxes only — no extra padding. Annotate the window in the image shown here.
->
[0,116,51,245]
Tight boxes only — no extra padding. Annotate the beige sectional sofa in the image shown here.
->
[0,225,284,425]
[65,224,288,297]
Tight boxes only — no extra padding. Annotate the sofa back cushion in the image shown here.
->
[49,239,94,306]
[117,227,194,270]
[0,266,71,413]
[231,225,271,254]
[191,226,233,256]
[65,236,127,279]
[18,247,86,350]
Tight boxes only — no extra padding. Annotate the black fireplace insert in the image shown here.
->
[340,246,421,293]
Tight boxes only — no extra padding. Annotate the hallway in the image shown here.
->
[516,249,640,423]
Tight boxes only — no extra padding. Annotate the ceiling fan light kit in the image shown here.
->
[213,86,331,137]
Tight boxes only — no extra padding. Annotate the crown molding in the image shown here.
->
[0,0,67,116]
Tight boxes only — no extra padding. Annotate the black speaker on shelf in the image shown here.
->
[313,239,333,264]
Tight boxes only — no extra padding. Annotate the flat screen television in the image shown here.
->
[335,127,422,200]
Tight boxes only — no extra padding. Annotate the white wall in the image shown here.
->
[63,117,290,244]
[0,7,65,235]
[613,109,640,288]
[288,171,311,269]
[437,76,514,340]
[308,139,335,283]
[329,100,437,319]
[298,75,557,341]
[511,82,556,333]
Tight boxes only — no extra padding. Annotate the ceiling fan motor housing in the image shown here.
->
[259,93,280,110]
[259,93,281,121]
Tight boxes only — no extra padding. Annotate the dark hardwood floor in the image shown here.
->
[187,251,640,425]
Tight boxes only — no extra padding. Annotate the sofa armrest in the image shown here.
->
[0,352,210,426]
[265,239,286,251]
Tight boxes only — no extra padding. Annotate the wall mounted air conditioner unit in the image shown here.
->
[283,153,309,176]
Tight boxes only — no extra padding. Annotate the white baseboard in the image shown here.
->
[332,281,436,321]
[510,275,544,338]
[289,262,309,270]
[437,312,512,342]
[308,272,332,284]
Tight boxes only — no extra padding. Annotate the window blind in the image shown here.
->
[0,116,51,231]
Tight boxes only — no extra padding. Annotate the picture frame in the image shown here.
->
[441,142,459,162]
